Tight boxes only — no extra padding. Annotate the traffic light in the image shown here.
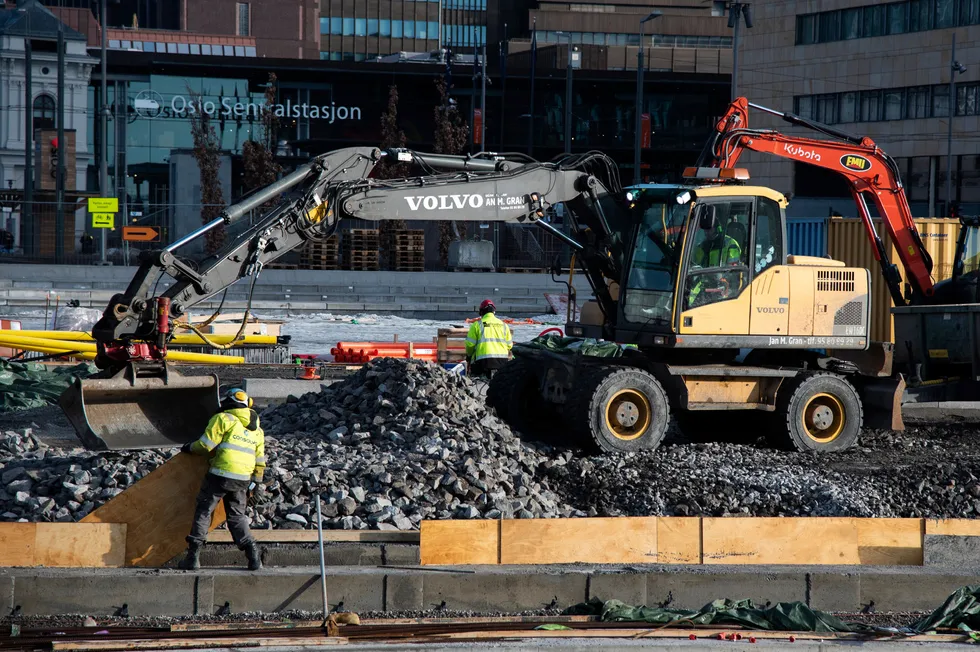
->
[49,138,58,180]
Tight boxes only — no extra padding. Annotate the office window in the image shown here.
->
[121,40,131,49]
[167,42,177,53]
[884,89,904,119]
[320,17,329,34]
[246,46,256,56]
[343,17,354,35]
[319,51,330,60]
[815,94,838,123]
[862,4,885,36]
[429,21,439,39]
[416,21,427,39]
[933,84,950,117]
[957,84,979,115]
[961,0,980,25]
[907,86,931,118]
[840,92,857,122]
[330,52,341,61]
[331,17,342,35]
[177,43,188,54]
[32,94,55,131]
[887,2,909,33]
[860,90,882,121]
[797,14,817,44]
[342,52,354,61]
[796,96,813,120]
[582,32,594,44]
[355,18,366,36]
[354,52,366,61]
[156,42,167,52]
[109,39,121,48]
[202,44,212,55]
[404,20,414,37]
[818,11,840,41]
[909,0,933,30]
[368,19,379,36]
[380,19,391,36]
[224,45,234,55]
[842,7,862,38]
[237,3,249,36]
[936,0,955,27]
[392,20,403,37]
[190,43,200,54]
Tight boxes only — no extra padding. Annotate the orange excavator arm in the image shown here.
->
[696,97,935,306]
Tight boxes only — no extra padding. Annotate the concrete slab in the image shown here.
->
[264,544,385,568]
[646,570,807,610]
[385,574,424,611]
[211,571,385,613]
[383,544,421,566]
[590,571,647,606]
[0,576,12,615]
[14,573,199,616]
[859,572,980,613]
[924,535,980,567]
[423,571,588,613]
[808,572,861,612]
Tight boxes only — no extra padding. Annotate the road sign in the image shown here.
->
[122,226,160,242]
[92,213,115,228]
[88,197,118,213]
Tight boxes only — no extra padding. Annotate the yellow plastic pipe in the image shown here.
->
[6,330,279,346]
[0,334,244,365]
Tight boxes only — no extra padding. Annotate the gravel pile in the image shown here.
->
[2,359,980,526]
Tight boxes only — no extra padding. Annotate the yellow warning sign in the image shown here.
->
[92,213,115,228]
[88,197,119,213]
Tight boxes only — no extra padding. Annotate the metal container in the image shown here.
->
[786,218,828,258]
[827,218,961,342]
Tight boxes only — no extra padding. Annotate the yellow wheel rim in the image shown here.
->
[801,393,845,443]
[604,389,652,441]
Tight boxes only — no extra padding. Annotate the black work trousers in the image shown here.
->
[470,358,507,379]
[186,473,254,549]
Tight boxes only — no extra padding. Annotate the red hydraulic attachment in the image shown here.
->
[698,97,935,305]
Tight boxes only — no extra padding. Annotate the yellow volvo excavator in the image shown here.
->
[58,98,980,455]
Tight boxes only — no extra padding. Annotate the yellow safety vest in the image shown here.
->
[191,408,266,483]
[465,313,513,363]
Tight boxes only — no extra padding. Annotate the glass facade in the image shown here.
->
[797,0,979,44]
[538,31,733,48]
[794,82,980,124]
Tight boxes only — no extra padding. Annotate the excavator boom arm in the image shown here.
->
[700,98,935,305]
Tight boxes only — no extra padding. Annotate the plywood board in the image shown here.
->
[34,523,127,567]
[702,518,860,565]
[656,517,702,564]
[857,518,922,565]
[0,523,36,566]
[925,519,980,536]
[209,530,419,544]
[500,518,658,565]
[82,454,226,567]
[420,520,499,565]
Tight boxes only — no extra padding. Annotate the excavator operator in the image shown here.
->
[178,387,266,572]
[687,216,745,308]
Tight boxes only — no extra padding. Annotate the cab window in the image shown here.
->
[622,198,689,326]
[754,197,784,275]
[683,200,752,309]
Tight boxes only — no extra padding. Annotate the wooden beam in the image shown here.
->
[34,523,126,568]
[208,530,419,544]
[82,454,225,567]
[420,520,499,565]
[926,518,980,537]
[500,517,657,565]
[0,523,36,567]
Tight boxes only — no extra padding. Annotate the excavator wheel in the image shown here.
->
[486,358,555,437]
[771,373,863,453]
[568,365,670,453]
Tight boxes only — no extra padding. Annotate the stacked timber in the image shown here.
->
[342,229,380,271]
[300,236,340,271]
[384,229,425,272]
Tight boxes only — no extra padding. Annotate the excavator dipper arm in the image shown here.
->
[698,97,935,306]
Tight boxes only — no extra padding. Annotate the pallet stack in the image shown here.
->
[301,236,340,271]
[385,229,425,272]
[342,229,380,271]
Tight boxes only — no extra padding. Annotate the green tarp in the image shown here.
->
[563,598,860,633]
[0,359,95,413]
[523,334,633,358]
[912,585,980,633]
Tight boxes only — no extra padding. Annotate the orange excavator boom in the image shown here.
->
[697,97,935,306]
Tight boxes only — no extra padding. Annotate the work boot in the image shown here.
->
[178,544,201,571]
[244,543,262,571]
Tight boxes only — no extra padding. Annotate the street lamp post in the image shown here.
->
[948,32,966,217]
[556,31,573,154]
[633,11,662,186]
[728,1,753,101]
[99,0,109,264]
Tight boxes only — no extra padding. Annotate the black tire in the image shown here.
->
[568,365,671,453]
[773,373,863,452]
[485,358,549,435]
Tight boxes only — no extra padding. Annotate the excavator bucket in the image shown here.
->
[58,368,220,451]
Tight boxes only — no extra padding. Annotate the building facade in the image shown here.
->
[740,0,980,218]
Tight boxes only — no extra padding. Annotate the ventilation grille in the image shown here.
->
[834,301,864,326]
[817,269,856,292]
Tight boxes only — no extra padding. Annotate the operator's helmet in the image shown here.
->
[479,299,496,315]
[221,387,252,409]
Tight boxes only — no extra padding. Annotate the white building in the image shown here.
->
[0,0,97,250]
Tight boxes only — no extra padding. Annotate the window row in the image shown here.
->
[537,30,733,48]
[792,84,980,124]
[444,24,487,47]
[797,0,980,45]
[444,0,488,8]
[107,40,257,57]
[320,17,442,39]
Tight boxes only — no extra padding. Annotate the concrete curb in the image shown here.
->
[4,564,980,617]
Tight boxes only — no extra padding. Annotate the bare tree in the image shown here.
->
[432,78,470,266]
[188,92,226,254]
[243,74,282,198]
[377,85,409,231]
